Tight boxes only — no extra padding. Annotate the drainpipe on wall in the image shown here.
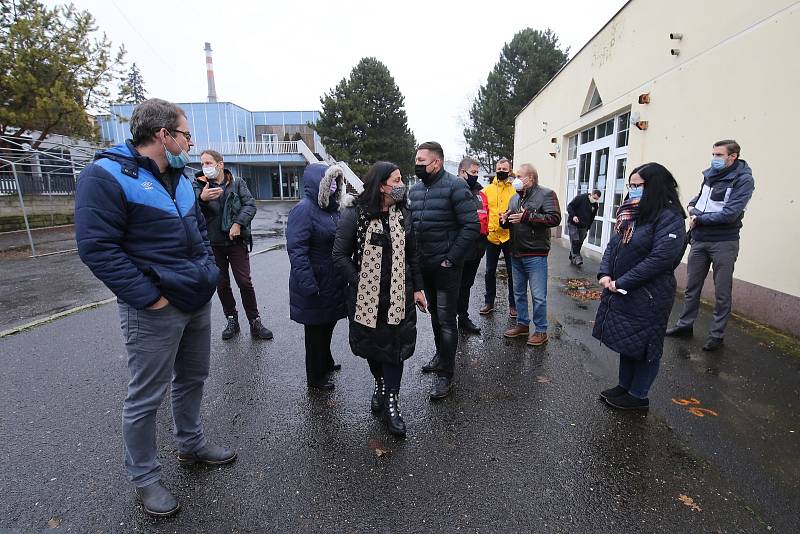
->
[278,163,284,200]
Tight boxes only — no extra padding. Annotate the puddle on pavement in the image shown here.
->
[563,315,588,326]
[560,278,602,300]
[252,228,285,238]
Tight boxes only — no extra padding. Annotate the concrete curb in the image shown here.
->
[0,297,116,339]
[0,242,288,339]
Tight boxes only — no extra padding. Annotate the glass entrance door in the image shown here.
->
[566,111,629,253]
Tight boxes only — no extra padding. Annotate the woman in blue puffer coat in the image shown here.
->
[593,163,687,411]
[286,163,348,390]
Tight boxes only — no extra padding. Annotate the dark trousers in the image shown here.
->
[618,354,661,399]
[367,359,404,391]
[458,256,483,321]
[212,244,259,321]
[484,241,514,308]
[422,264,462,379]
[567,223,589,257]
[303,322,337,383]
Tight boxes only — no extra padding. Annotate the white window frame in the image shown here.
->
[563,110,630,253]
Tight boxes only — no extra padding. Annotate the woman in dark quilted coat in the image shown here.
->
[593,163,687,411]
[286,163,348,390]
[332,162,426,438]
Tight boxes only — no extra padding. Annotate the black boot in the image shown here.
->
[383,389,406,437]
[666,324,693,338]
[429,375,452,400]
[421,353,442,373]
[371,377,385,413]
[221,315,240,340]
[458,316,481,335]
[135,481,180,517]
[250,317,274,340]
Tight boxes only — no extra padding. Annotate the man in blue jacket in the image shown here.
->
[75,98,236,517]
[666,139,755,351]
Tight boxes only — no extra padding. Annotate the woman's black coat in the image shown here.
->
[332,202,424,365]
[592,207,686,362]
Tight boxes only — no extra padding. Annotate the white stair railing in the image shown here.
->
[297,139,363,193]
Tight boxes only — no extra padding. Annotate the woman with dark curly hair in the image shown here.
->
[593,162,687,411]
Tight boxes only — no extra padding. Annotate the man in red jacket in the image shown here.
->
[456,157,488,334]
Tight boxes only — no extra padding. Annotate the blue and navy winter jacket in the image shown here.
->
[75,141,220,312]
[688,159,755,242]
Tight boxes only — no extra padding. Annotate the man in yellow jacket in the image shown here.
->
[480,157,517,317]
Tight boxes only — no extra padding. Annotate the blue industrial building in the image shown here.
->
[97,102,330,199]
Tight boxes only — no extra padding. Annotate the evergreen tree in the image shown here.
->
[464,28,568,169]
[314,57,416,177]
[118,62,147,104]
[0,0,125,148]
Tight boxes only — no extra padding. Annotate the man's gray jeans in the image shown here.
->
[118,300,212,487]
[676,239,740,339]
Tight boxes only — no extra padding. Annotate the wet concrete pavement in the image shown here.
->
[1,206,798,533]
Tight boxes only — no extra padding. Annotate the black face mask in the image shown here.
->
[466,174,479,188]
[415,163,431,181]
[496,171,509,181]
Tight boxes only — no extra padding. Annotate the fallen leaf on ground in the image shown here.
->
[678,494,703,512]
[564,278,592,289]
[565,288,602,300]
[374,448,389,457]
[48,517,62,528]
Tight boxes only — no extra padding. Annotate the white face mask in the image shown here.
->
[202,165,219,179]
[512,177,525,191]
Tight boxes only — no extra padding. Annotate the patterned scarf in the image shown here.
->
[354,205,406,328]
[614,197,641,244]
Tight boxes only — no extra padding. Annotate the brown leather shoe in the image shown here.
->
[503,325,529,338]
[479,303,495,315]
[527,332,549,346]
[509,308,518,318]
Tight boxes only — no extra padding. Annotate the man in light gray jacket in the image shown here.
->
[666,139,755,351]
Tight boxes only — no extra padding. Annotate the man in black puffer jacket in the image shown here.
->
[408,141,480,399]
[566,189,601,266]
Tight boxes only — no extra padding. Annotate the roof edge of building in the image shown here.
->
[515,0,634,122]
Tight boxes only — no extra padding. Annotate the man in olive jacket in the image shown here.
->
[408,141,480,399]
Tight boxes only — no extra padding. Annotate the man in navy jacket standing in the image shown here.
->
[409,141,480,399]
[75,98,236,517]
[666,139,755,351]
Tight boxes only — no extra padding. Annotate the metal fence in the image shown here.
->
[0,135,101,257]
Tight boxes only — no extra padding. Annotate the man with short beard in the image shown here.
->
[75,98,236,517]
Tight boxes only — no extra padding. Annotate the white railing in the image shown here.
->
[196,141,300,156]
[296,139,319,164]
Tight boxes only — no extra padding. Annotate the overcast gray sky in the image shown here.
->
[46,0,627,159]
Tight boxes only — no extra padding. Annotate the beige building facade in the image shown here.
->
[513,0,799,335]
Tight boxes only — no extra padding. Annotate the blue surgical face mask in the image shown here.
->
[164,134,190,169]
[628,187,643,200]
[711,156,727,171]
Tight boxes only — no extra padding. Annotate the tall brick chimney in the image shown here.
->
[205,42,218,103]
